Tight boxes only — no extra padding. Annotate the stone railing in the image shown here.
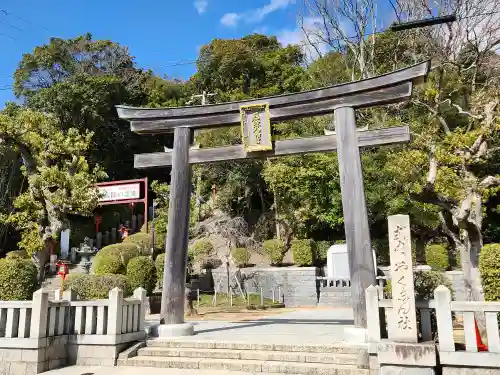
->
[365,285,435,343]
[434,285,500,369]
[0,287,147,375]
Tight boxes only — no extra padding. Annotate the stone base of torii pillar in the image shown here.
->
[149,322,194,337]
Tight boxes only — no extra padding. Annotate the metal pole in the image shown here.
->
[197,289,200,309]
[229,288,233,307]
[272,288,275,303]
[260,287,264,306]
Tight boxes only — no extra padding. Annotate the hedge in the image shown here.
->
[232,248,251,268]
[425,244,449,271]
[291,239,316,266]
[479,243,500,301]
[124,232,152,254]
[65,274,131,299]
[155,253,165,288]
[0,257,38,300]
[92,243,142,275]
[316,241,331,265]
[127,256,156,295]
[263,239,285,265]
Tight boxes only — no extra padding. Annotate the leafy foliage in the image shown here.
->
[291,239,316,266]
[123,233,153,254]
[263,239,285,265]
[479,243,500,301]
[315,241,331,266]
[93,254,124,275]
[93,243,142,275]
[188,239,214,260]
[232,248,251,268]
[0,257,38,300]
[126,256,156,295]
[0,108,106,257]
[425,244,449,271]
[155,253,165,288]
[65,274,131,299]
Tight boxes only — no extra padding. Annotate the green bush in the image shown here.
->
[65,274,131,299]
[315,241,331,265]
[127,256,156,295]
[232,248,251,267]
[0,258,38,300]
[425,244,449,271]
[93,243,142,275]
[155,253,165,288]
[124,233,152,254]
[6,250,29,259]
[188,239,213,260]
[291,239,316,266]
[384,270,452,299]
[93,254,124,275]
[263,239,285,265]
[479,243,500,301]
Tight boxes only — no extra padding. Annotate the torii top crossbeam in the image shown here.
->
[115,61,431,334]
[117,61,430,133]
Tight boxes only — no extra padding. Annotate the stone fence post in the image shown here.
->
[107,288,123,335]
[133,287,147,332]
[30,289,49,338]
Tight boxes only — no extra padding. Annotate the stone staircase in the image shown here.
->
[119,339,370,374]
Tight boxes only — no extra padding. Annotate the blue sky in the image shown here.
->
[0,0,394,108]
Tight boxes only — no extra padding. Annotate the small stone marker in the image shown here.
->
[96,232,102,249]
[327,244,349,281]
[388,214,417,343]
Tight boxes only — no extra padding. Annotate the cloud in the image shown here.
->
[221,0,295,28]
[220,12,241,27]
[194,0,208,15]
[277,17,329,61]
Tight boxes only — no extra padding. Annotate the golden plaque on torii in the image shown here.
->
[240,103,272,152]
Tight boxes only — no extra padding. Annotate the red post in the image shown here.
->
[144,177,149,233]
[94,215,102,233]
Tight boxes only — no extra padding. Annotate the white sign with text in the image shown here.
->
[98,183,140,202]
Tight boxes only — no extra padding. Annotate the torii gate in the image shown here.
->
[116,61,430,336]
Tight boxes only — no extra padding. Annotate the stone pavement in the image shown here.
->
[148,308,355,344]
[45,308,356,374]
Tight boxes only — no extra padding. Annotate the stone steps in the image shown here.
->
[138,347,361,365]
[124,356,369,374]
[119,339,369,374]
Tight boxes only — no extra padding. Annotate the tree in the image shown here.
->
[13,33,168,180]
[0,106,106,279]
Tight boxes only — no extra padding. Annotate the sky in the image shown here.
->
[0,0,394,108]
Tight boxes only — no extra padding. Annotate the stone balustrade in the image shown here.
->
[0,287,147,375]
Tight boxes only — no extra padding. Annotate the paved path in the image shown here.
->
[45,308,356,374]
[145,308,355,344]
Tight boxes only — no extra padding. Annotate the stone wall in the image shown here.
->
[205,265,471,308]
[209,266,352,307]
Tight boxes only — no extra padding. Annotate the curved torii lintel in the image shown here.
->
[116,61,430,134]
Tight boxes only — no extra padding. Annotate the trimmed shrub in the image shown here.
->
[263,239,285,265]
[425,244,449,271]
[93,254,124,275]
[65,274,131,299]
[6,250,29,259]
[124,233,153,254]
[291,239,316,266]
[155,253,165,288]
[0,257,38,300]
[93,243,142,276]
[315,241,331,265]
[479,243,500,301]
[232,248,251,268]
[188,239,213,260]
[127,256,156,295]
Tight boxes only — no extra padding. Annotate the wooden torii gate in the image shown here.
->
[116,61,430,334]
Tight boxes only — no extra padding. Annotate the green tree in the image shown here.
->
[13,33,168,180]
[0,107,106,279]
